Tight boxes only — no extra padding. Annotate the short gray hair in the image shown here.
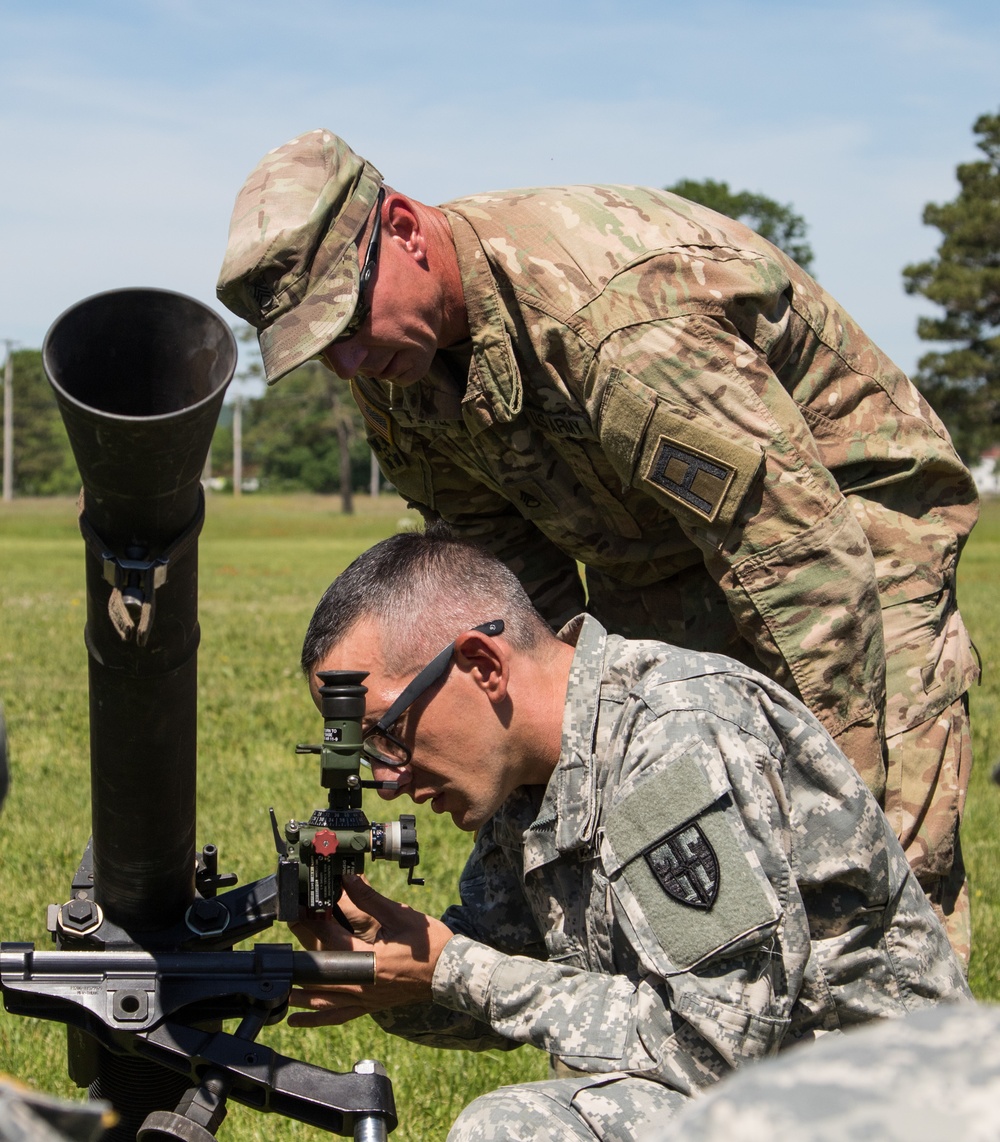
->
[301,531,551,676]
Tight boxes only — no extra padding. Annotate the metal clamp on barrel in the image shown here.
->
[77,485,206,646]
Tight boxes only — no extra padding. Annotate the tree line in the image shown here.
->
[210,333,373,499]
[4,107,999,498]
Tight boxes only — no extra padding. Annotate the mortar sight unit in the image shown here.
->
[0,289,418,1142]
[274,670,421,921]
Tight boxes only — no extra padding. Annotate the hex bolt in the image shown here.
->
[58,897,102,935]
[66,899,95,925]
[186,897,229,934]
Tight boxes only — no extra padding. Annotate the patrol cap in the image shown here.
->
[216,129,383,384]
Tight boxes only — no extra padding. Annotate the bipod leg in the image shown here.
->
[136,1007,269,1141]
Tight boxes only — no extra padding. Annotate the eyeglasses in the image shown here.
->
[330,186,386,346]
[361,620,505,769]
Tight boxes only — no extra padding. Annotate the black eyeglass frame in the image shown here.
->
[361,620,505,769]
[332,186,386,345]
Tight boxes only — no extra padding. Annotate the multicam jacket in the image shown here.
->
[372,617,969,1093]
[357,185,980,794]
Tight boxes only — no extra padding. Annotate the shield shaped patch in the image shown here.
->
[645,822,720,910]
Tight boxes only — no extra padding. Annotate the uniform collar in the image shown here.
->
[524,614,607,870]
[444,208,524,432]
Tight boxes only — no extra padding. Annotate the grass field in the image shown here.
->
[1,491,999,1140]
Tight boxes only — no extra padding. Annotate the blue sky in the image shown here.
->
[2,0,998,383]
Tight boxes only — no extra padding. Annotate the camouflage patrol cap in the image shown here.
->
[216,129,383,384]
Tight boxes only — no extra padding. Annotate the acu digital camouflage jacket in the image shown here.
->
[372,617,969,1094]
[356,185,980,793]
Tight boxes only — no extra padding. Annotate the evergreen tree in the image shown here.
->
[902,110,1000,463]
[665,178,815,273]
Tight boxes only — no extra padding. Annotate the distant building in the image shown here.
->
[971,447,1000,496]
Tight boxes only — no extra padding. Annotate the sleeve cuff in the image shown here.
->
[431,933,506,1021]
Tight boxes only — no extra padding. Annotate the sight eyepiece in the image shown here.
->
[280,667,421,915]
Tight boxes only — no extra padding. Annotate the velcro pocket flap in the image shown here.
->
[605,751,781,972]
[601,369,764,529]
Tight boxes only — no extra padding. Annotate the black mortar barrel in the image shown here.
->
[43,288,235,934]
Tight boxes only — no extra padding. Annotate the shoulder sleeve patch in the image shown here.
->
[646,822,719,910]
[604,750,780,971]
[639,408,763,528]
[599,369,764,529]
[645,437,738,522]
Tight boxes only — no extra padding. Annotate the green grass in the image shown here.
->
[0,494,546,1141]
[2,491,1000,1138]
[953,498,1000,1000]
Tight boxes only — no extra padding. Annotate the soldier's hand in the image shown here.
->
[294,875,383,944]
[287,874,453,1026]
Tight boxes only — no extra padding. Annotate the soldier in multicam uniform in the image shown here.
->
[286,532,969,1142]
[217,129,980,962]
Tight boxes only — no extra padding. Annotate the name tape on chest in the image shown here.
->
[523,406,595,440]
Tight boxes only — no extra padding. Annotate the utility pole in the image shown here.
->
[232,394,243,497]
[2,341,15,503]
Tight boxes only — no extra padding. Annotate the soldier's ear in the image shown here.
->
[384,194,427,263]
[452,630,508,705]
